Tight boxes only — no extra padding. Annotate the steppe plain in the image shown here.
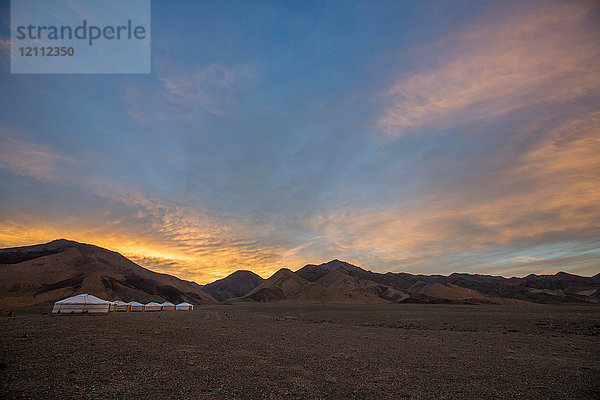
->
[1,303,599,399]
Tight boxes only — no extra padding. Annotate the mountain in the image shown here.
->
[401,281,527,305]
[296,259,362,282]
[202,270,264,301]
[243,268,309,302]
[0,239,216,308]
[234,260,600,305]
[240,267,389,303]
[442,272,599,304]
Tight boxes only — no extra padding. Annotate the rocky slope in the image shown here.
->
[202,270,264,301]
[235,260,599,304]
[0,239,216,308]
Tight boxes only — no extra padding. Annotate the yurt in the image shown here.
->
[128,301,145,312]
[114,300,131,312]
[52,294,111,314]
[161,301,175,311]
[145,302,162,312]
[175,302,193,311]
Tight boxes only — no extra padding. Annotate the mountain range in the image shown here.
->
[1,240,599,308]
[234,259,599,305]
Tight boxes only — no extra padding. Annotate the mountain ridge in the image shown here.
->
[1,239,599,307]
[230,259,599,304]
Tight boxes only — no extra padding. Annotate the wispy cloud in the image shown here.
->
[0,129,293,283]
[123,62,254,126]
[0,135,74,181]
[312,108,600,275]
[0,39,9,56]
[161,63,253,116]
[0,186,298,283]
[378,1,599,137]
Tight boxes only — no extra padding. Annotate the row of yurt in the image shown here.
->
[52,294,194,314]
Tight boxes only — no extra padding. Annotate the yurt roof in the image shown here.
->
[114,300,129,305]
[177,302,192,306]
[145,302,161,306]
[161,302,175,306]
[127,301,144,306]
[55,294,109,305]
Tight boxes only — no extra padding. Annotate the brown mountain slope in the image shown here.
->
[296,261,599,304]
[315,269,358,289]
[240,268,384,303]
[202,270,264,301]
[408,281,488,300]
[296,259,363,282]
[243,268,308,301]
[405,281,529,305]
[312,270,384,302]
[0,239,216,308]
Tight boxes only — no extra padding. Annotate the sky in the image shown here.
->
[0,0,599,283]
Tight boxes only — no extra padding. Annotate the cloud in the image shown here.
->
[123,62,254,127]
[0,131,296,283]
[2,104,597,279]
[161,63,253,116]
[0,186,301,283]
[378,1,600,137]
[0,39,9,56]
[0,135,74,181]
[330,1,600,276]
[310,108,600,275]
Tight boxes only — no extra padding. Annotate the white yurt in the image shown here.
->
[128,301,145,312]
[161,301,175,311]
[52,294,111,314]
[114,300,130,312]
[145,302,162,312]
[175,302,193,311]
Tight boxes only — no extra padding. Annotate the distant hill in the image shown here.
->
[202,270,264,301]
[0,239,217,308]
[240,267,392,303]
[232,259,600,305]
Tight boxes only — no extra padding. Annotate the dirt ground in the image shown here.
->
[1,303,599,399]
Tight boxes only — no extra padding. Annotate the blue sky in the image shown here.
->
[0,0,599,283]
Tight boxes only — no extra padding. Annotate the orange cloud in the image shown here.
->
[312,109,600,275]
[2,107,598,280]
[0,190,298,283]
[0,134,295,283]
[378,1,600,137]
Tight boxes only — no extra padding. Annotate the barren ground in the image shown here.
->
[1,303,599,399]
